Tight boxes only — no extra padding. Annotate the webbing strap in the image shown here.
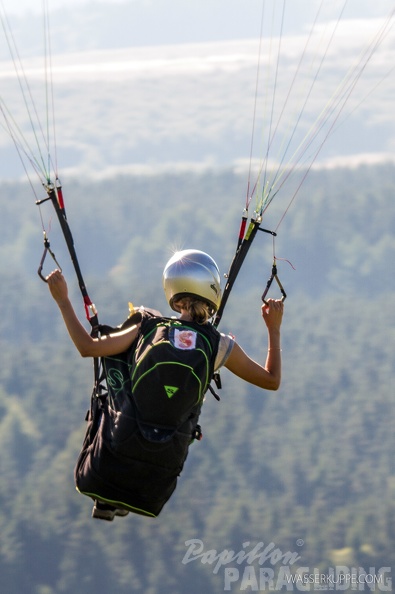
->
[213,218,286,328]
[213,218,262,328]
[36,180,99,336]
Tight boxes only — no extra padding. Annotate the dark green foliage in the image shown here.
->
[0,163,394,593]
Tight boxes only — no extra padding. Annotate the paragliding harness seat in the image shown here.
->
[74,308,221,518]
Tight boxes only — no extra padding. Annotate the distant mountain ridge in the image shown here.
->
[1,3,394,179]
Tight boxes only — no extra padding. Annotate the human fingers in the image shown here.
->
[46,269,62,283]
[262,297,283,311]
[272,299,284,311]
[46,270,68,302]
[261,299,284,323]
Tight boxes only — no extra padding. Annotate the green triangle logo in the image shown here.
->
[164,386,179,399]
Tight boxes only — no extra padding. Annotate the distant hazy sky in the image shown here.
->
[4,0,395,12]
[2,0,394,54]
[1,0,393,176]
[4,0,395,23]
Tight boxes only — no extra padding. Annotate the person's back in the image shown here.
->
[46,248,284,520]
[75,310,222,518]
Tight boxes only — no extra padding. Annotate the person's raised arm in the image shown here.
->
[224,298,284,391]
[46,270,138,358]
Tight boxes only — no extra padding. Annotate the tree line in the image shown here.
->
[0,163,394,593]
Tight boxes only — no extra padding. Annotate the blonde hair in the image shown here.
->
[173,296,212,324]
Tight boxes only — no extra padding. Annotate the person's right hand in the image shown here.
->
[261,298,284,331]
[46,269,69,305]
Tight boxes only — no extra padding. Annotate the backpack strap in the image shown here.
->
[207,382,221,401]
[98,306,161,336]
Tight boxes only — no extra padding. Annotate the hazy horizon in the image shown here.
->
[1,0,394,179]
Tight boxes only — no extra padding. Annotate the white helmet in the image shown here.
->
[163,249,222,314]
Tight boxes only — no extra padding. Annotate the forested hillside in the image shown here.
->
[0,162,394,593]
